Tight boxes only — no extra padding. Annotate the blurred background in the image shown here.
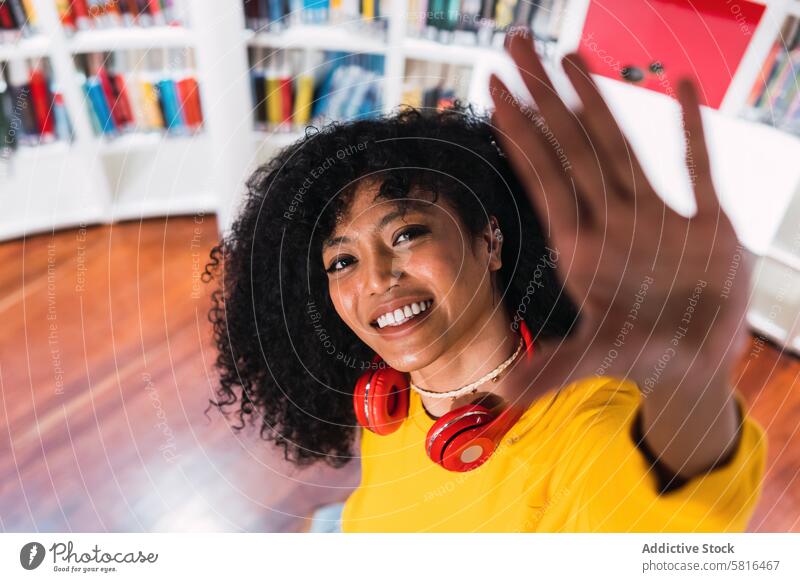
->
[1,0,799,532]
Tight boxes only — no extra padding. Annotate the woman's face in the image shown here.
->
[321,181,502,372]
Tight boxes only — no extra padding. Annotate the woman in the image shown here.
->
[204,33,766,532]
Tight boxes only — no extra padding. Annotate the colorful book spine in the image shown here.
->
[52,90,73,142]
[407,0,558,45]
[175,77,198,129]
[56,0,185,32]
[28,63,55,139]
[250,47,268,127]
[747,42,781,108]
[77,49,203,138]
[292,73,314,125]
[4,60,35,146]
[243,0,387,32]
[265,54,283,125]
[745,16,800,136]
[156,78,183,131]
[249,48,384,130]
[85,77,116,133]
[0,0,38,39]
[6,0,31,36]
[139,76,165,129]
[402,59,469,111]
[3,58,73,146]
[0,71,13,153]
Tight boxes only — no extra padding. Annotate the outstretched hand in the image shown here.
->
[490,32,751,405]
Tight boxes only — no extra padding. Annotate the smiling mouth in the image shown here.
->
[370,299,433,329]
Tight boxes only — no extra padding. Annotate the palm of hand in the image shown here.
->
[491,32,751,396]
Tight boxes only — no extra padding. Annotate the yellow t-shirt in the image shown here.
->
[341,376,767,532]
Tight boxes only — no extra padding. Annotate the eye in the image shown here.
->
[325,255,356,274]
[394,225,429,245]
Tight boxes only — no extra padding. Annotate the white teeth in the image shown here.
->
[374,300,433,329]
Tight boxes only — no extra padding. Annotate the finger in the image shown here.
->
[505,31,580,149]
[561,52,652,201]
[505,32,607,220]
[676,78,720,218]
[489,73,581,237]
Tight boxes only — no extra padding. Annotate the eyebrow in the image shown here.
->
[323,208,410,249]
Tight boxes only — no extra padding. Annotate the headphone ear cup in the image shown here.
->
[353,368,374,429]
[367,366,410,435]
[426,404,497,472]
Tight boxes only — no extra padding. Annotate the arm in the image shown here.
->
[636,375,741,487]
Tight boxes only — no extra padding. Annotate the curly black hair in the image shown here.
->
[202,103,579,469]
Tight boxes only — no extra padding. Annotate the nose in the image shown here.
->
[362,246,404,295]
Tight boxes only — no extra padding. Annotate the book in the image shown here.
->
[402,59,469,110]
[243,0,388,34]
[1,0,37,41]
[56,0,185,33]
[745,15,800,137]
[77,48,204,137]
[1,57,72,147]
[406,0,566,47]
[249,47,384,131]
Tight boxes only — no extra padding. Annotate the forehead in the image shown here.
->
[331,181,440,234]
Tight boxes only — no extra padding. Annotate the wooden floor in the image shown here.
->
[1,216,798,532]
[0,216,359,533]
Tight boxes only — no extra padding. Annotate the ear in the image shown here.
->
[478,215,503,272]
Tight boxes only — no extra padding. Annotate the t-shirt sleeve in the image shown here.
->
[546,378,767,532]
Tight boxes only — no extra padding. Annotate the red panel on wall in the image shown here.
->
[578,0,766,108]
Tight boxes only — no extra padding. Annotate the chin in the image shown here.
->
[377,347,439,374]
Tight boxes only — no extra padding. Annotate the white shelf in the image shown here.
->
[0,1,233,243]
[402,37,499,66]
[747,305,800,354]
[91,132,203,155]
[747,310,790,343]
[584,76,800,256]
[10,141,71,161]
[92,132,163,154]
[0,35,51,60]
[4,0,800,260]
[767,246,800,272]
[111,193,217,223]
[245,26,387,54]
[66,26,194,53]
[719,0,799,115]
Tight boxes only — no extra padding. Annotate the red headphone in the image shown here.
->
[353,320,535,472]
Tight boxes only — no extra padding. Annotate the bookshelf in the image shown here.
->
[2,1,798,235]
[2,0,800,350]
[0,1,242,237]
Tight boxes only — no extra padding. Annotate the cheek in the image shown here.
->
[328,279,359,326]
[407,243,465,293]
[413,241,490,305]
